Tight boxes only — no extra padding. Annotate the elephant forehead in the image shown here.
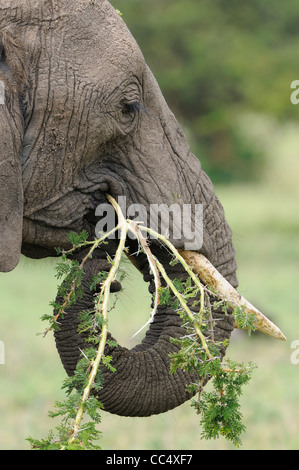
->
[0,0,121,26]
[1,0,144,72]
[62,39,144,93]
[60,9,144,82]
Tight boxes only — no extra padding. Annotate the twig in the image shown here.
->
[127,221,161,339]
[155,259,213,360]
[67,205,128,445]
[138,225,206,322]
[43,225,121,338]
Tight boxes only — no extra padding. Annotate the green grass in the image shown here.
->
[0,115,298,450]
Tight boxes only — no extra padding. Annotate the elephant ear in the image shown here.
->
[0,31,26,272]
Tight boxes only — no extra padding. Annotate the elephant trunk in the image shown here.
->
[57,305,196,417]
[54,249,234,417]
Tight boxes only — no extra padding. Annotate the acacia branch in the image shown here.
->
[54,195,251,448]
[67,210,128,445]
[43,225,121,338]
[137,225,206,322]
[126,221,161,339]
[155,259,213,360]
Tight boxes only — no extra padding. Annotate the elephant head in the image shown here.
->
[0,0,244,416]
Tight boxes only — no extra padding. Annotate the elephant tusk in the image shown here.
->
[179,250,287,342]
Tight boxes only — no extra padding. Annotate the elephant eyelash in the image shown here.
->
[122,101,146,115]
[0,46,6,63]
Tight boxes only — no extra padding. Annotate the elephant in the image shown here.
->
[1,0,277,418]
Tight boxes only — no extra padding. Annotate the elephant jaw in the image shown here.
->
[20,215,96,260]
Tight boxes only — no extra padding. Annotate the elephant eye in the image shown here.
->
[122,101,145,115]
[0,45,6,62]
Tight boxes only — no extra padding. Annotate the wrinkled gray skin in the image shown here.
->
[0,0,238,416]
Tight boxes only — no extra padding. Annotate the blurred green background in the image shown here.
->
[1,0,299,450]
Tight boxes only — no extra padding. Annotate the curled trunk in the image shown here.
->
[54,249,235,417]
